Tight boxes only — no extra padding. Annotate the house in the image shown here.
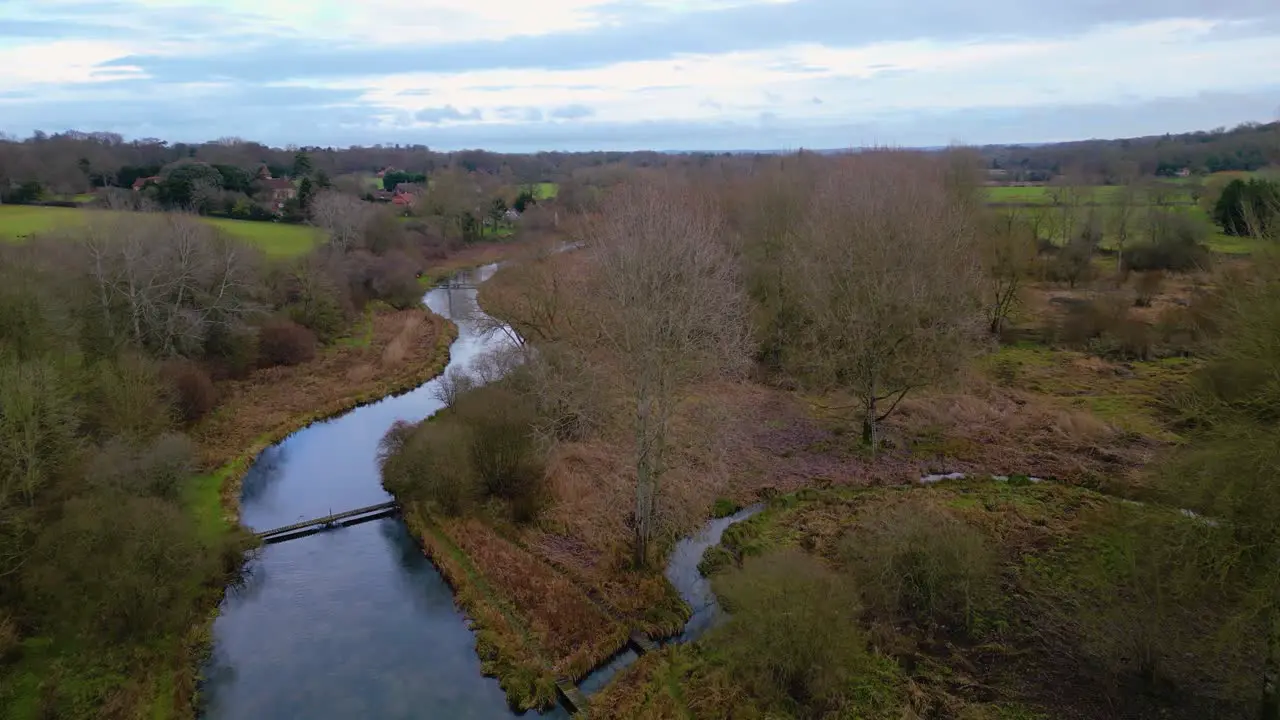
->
[371,190,394,202]
[391,190,416,208]
[503,208,521,222]
[254,166,297,209]
[131,176,160,191]
[260,178,296,209]
[391,184,422,208]
[1175,167,1192,178]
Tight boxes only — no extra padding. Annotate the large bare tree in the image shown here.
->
[981,207,1038,335]
[787,154,985,448]
[309,190,369,251]
[580,178,750,567]
[79,213,261,356]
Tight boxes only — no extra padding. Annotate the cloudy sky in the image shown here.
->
[1,0,1278,151]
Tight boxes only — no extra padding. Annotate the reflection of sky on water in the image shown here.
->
[201,266,550,720]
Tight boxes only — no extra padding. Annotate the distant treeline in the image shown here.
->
[2,121,1275,207]
[981,121,1280,182]
[0,130,697,198]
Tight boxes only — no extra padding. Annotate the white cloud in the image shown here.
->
[0,0,1277,148]
[285,18,1279,131]
[0,41,148,89]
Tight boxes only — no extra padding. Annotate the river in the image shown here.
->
[199,263,757,718]
[199,264,561,719]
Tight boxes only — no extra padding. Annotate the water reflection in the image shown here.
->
[238,444,288,506]
[202,268,533,719]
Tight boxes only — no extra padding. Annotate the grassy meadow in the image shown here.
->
[0,205,324,257]
[982,182,1268,255]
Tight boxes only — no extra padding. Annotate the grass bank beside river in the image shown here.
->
[1,303,457,720]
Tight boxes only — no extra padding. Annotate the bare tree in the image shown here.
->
[78,213,262,357]
[1048,174,1088,246]
[1110,179,1140,272]
[787,154,985,448]
[474,248,583,347]
[580,178,750,567]
[981,207,1037,335]
[432,366,476,408]
[309,190,368,251]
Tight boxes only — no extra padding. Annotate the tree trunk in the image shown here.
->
[633,387,655,569]
[1263,609,1279,720]
[862,393,878,453]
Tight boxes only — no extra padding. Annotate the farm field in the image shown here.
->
[532,181,558,199]
[0,205,323,257]
[984,184,1266,255]
[985,184,1197,205]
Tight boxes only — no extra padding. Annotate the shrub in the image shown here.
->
[380,382,546,522]
[841,498,998,633]
[1133,270,1164,307]
[257,318,316,367]
[365,251,423,309]
[1053,293,1154,360]
[1124,213,1211,272]
[1045,234,1097,288]
[710,549,900,717]
[162,359,217,424]
[1029,506,1255,706]
[87,353,173,440]
[453,384,545,517]
[88,433,196,500]
[21,494,215,644]
[379,419,478,516]
[203,323,258,379]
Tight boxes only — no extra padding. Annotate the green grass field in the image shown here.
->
[533,182,558,200]
[0,205,323,257]
[983,183,1274,255]
[985,185,1196,205]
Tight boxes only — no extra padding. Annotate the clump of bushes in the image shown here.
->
[840,498,998,634]
[87,353,174,440]
[343,250,423,310]
[1026,505,1256,710]
[1051,292,1154,360]
[162,359,217,424]
[1043,234,1098,288]
[380,382,546,522]
[711,549,902,717]
[1123,213,1211,272]
[87,433,196,500]
[204,324,259,379]
[381,420,477,515]
[257,318,317,367]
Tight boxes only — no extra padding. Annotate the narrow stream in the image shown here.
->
[199,262,760,718]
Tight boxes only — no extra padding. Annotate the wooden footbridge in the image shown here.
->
[256,501,399,544]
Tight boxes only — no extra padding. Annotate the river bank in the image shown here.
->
[154,305,457,716]
[169,240,553,716]
[197,265,556,718]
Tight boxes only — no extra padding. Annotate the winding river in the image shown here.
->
[200,263,758,718]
